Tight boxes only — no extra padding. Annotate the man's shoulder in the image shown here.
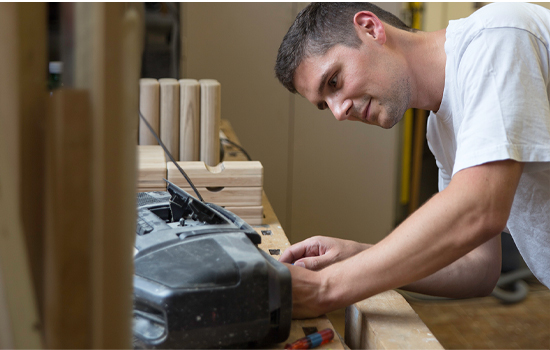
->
[464,2,550,34]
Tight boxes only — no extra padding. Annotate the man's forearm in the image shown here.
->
[401,234,501,297]
[317,161,523,311]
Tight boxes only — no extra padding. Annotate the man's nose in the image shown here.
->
[327,97,352,121]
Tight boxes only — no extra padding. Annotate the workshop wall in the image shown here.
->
[181,3,402,244]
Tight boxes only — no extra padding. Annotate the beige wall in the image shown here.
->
[182,1,550,244]
[181,3,402,244]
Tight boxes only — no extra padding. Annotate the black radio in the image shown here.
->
[132,181,292,349]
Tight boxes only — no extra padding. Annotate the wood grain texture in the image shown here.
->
[167,161,262,187]
[75,4,140,348]
[0,3,44,348]
[199,79,221,166]
[159,78,179,159]
[44,89,93,348]
[179,79,200,161]
[221,206,263,225]
[137,145,167,190]
[180,186,262,206]
[224,205,263,217]
[139,78,160,145]
[345,290,443,349]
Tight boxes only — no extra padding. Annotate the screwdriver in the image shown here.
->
[284,328,334,349]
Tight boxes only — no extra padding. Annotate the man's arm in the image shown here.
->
[401,233,501,297]
[287,159,524,318]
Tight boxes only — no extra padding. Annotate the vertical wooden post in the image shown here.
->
[0,3,45,348]
[139,78,160,145]
[92,4,140,348]
[73,3,142,348]
[159,78,180,158]
[44,90,93,348]
[179,79,200,161]
[200,79,221,166]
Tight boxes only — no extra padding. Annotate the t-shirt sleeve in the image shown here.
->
[452,27,550,176]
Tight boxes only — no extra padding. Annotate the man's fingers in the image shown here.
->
[279,243,308,263]
[294,255,331,271]
[279,237,328,263]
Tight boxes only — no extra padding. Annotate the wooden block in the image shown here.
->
[179,79,200,161]
[181,186,262,206]
[159,78,179,159]
[45,89,93,348]
[345,290,443,349]
[167,161,262,187]
[199,79,220,166]
[139,78,160,145]
[223,206,263,225]
[224,205,263,217]
[137,145,167,189]
[0,4,45,348]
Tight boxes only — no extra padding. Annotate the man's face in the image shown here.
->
[293,42,411,129]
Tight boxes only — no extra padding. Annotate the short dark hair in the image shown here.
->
[275,3,414,93]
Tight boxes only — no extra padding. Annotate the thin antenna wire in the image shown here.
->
[138,111,204,202]
[221,138,252,161]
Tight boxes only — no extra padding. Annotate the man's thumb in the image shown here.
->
[294,256,328,271]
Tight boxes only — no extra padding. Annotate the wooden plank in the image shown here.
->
[345,290,443,349]
[180,186,262,206]
[179,79,200,161]
[167,161,262,187]
[199,79,221,166]
[159,78,180,159]
[44,89,93,348]
[0,3,44,348]
[139,78,160,145]
[74,3,141,348]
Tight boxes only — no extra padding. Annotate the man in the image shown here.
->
[274,2,550,319]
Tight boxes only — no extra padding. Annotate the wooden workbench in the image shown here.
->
[221,120,443,349]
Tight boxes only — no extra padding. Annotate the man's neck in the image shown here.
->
[389,26,447,112]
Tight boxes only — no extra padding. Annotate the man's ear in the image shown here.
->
[353,11,386,44]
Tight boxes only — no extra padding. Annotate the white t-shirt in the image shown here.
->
[426,2,550,287]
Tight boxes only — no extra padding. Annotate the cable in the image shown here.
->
[491,267,533,304]
[138,111,204,202]
[221,138,252,161]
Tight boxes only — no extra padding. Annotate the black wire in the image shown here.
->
[221,138,252,161]
[138,111,204,202]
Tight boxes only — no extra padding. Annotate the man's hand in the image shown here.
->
[279,236,370,270]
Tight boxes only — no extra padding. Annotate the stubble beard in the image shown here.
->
[379,75,411,129]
